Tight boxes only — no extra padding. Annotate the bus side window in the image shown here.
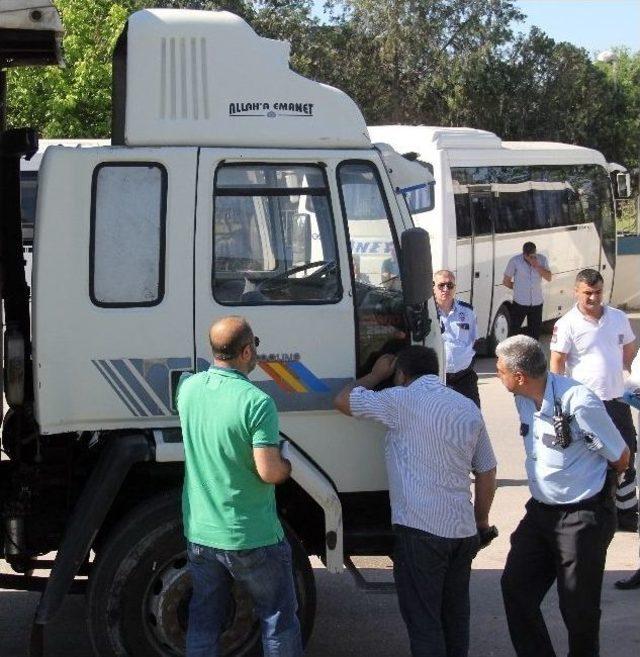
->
[454,193,472,238]
[494,166,532,233]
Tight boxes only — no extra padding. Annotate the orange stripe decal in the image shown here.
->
[258,362,296,393]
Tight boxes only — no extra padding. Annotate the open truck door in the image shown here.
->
[0,1,64,425]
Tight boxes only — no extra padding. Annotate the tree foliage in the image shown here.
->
[6,0,640,168]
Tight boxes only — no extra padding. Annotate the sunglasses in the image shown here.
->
[435,282,455,290]
[241,335,261,351]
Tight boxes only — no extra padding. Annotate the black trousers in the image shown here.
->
[501,495,616,657]
[393,525,479,657]
[510,302,543,340]
[603,399,637,513]
[446,367,481,408]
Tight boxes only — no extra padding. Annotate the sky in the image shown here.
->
[514,0,640,54]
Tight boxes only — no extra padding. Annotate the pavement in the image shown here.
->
[1,316,639,656]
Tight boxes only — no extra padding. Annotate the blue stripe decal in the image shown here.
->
[99,359,148,417]
[93,360,143,417]
[287,361,331,393]
[110,359,164,416]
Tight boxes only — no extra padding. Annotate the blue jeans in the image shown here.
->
[393,525,479,657]
[186,538,303,657]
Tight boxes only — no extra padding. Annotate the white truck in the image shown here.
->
[0,7,440,656]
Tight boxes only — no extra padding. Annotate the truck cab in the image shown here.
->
[1,9,440,657]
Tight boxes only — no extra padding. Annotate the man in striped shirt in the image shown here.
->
[334,346,497,657]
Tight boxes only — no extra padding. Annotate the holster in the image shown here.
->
[603,468,618,502]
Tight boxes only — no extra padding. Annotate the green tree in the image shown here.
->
[7,0,135,137]
[317,0,523,123]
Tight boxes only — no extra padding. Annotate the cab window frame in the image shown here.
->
[336,158,409,377]
[89,161,168,309]
[211,160,343,307]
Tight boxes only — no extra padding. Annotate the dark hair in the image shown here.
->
[210,317,254,360]
[522,242,536,255]
[396,346,439,379]
[575,268,603,287]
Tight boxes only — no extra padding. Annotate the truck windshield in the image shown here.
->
[212,163,341,305]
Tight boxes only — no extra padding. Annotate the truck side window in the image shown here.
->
[338,161,409,376]
[212,163,341,305]
[90,163,166,307]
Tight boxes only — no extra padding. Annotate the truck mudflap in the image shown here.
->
[153,428,344,574]
[28,433,152,656]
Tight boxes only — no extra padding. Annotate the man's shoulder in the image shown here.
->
[178,370,205,392]
[456,299,474,311]
[555,306,579,328]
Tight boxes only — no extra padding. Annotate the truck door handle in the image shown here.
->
[474,272,480,278]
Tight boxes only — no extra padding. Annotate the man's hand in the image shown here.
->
[371,354,397,381]
[334,353,397,416]
[610,446,630,475]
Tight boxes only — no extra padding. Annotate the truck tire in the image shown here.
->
[487,304,511,355]
[87,491,316,657]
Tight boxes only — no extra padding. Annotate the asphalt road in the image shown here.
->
[1,321,640,657]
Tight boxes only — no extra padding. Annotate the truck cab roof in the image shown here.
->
[112,9,370,150]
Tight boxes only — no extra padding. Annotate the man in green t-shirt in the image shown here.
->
[177,315,302,657]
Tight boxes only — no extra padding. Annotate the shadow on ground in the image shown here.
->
[2,567,638,657]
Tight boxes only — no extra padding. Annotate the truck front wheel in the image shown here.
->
[87,492,315,657]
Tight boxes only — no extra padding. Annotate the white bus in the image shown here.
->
[20,139,109,285]
[369,126,619,352]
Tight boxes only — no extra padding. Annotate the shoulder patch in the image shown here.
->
[458,300,473,310]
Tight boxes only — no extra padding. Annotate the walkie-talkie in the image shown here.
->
[552,380,573,449]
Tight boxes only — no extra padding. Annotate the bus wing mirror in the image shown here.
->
[401,228,433,342]
[616,172,631,198]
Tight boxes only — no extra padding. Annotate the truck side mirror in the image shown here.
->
[400,228,433,342]
[616,172,631,198]
[401,228,433,306]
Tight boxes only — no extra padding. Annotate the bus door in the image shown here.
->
[469,190,495,337]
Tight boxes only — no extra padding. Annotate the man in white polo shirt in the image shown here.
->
[550,268,638,532]
[503,241,552,340]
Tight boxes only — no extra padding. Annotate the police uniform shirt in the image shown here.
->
[552,304,636,400]
[514,373,627,505]
[438,299,477,374]
[504,253,549,306]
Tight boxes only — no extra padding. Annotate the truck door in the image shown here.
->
[469,190,495,338]
[336,160,411,376]
[33,147,197,432]
[193,151,390,491]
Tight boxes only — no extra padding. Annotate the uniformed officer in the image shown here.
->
[496,335,629,657]
[433,269,481,407]
[550,268,638,532]
[502,241,551,340]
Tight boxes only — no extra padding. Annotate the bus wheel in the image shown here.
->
[488,304,511,355]
[87,492,316,657]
